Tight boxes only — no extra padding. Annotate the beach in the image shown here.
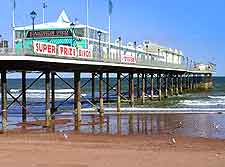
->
[0,132,225,167]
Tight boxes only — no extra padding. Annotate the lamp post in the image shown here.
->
[97,31,102,60]
[134,41,137,60]
[70,19,79,47]
[30,10,37,41]
[70,22,75,47]
[145,45,149,62]
[186,57,188,69]
[118,36,121,61]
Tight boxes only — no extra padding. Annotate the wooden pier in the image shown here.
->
[0,47,215,132]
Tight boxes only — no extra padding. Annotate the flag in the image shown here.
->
[13,0,16,9]
[108,0,113,15]
[43,0,47,9]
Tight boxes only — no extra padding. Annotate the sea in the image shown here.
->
[1,76,225,139]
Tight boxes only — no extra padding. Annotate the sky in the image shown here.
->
[0,0,225,76]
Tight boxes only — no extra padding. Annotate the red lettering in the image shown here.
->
[52,45,56,54]
[47,45,51,54]
[64,47,68,55]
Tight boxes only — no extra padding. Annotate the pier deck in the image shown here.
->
[0,49,213,74]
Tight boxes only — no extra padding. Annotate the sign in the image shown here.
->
[58,45,92,59]
[58,45,77,57]
[33,41,57,55]
[27,30,72,38]
[121,53,136,64]
[32,42,92,59]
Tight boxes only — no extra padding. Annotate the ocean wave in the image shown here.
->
[179,100,225,106]
[208,96,225,100]
[9,89,87,99]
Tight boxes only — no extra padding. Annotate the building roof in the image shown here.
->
[15,10,108,34]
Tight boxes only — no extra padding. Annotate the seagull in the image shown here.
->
[63,133,68,139]
[171,137,176,144]
[169,136,176,145]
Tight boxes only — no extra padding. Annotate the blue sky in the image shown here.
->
[1,0,224,76]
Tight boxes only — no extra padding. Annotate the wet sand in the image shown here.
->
[0,132,225,167]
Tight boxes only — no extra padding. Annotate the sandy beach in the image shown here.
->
[0,132,225,167]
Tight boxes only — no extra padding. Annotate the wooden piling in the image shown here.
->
[158,74,162,101]
[193,74,196,89]
[51,72,55,119]
[128,73,131,98]
[142,73,145,104]
[74,72,81,130]
[145,73,148,95]
[179,74,183,94]
[22,71,26,122]
[130,73,135,107]
[99,72,104,116]
[106,73,110,102]
[187,74,190,90]
[165,74,168,98]
[175,75,179,95]
[45,72,51,127]
[190,74,193,90]
[1,70,7,132]
[117,72,121,112]
[170,75,174,96]
[92,72,95,103]
[137,73,140,98]
[150,74,154,100]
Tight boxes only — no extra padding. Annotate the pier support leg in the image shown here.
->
[1,71,7,132]
[175,75,179,95]
[22,71,26,123]
[74,72,81,130]
[99,72,104,117]
[92,72,95,103]
[106,73,110,102]
[137,73,140,99]
[150,74,154,100]
[142,73,145,104]
[158,74,162,101]
[195,74,198,89]
[45,72,51,127]
[145,74,148,95]
[186,74,190,91]
[170,75,174,96]
[165,74,168,98]
[130,73,135,107]
[128,73,131,98]
[117,72,121,112]
[51,72,55,120]
[193,74,196,89]
[190,74,193,90]
[179,74,183,94]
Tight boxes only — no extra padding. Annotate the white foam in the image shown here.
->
[208,96,225,100]
[8,89,87,99]
[179,100,225,106]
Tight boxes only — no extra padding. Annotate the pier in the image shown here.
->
[0,11,215,132]
[0,45,214,132]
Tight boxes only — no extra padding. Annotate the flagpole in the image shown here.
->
[86,0,89,49]
[108,14,111,59]
[12,0,16,48]
[43,1,45,24]
[108,0,112,59]
[42,0,47,24]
